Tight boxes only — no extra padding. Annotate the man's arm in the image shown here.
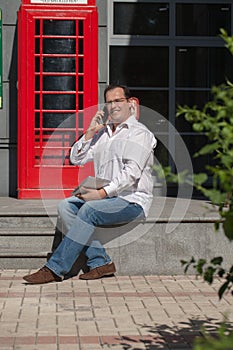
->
[84,110,106,140]
[70,110,106,165]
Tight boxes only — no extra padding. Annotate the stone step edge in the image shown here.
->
[0,251,50,257]
[0,229,55,236]
[0,216,220,223]
[0,213,57,217]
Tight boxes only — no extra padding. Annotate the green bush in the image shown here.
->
[154,29,233,299]
[194,321,233,350]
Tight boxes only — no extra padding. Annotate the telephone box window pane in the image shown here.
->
[79,20,84,36]
[35,19,40,35]
[43,39,76,54]
[78,94,83,110]
[43,94,76,110]
[43,20,76,36]
[78,58,84,73]
[175,90,211,132]
[35,57,40,72]
[35,76,40,91]
[176,4,231,36]
[176,47,233,87]
[78,76,84,91]
[42,113,75,128]
[79,112,83,129]
[43,58,76,72]
[79,39,84,55]
[35,38,40,54]
[43,76,76,91]
[114,2,169,35]
[35,112,40,128]
[35,94,40,109]
[110,46,168,87]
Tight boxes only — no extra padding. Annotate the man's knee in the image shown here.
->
[57,198,70,216]
[78,202,101,226]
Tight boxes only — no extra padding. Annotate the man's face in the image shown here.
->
[105,87,131,124]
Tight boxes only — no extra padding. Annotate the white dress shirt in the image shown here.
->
[70,115,157,217]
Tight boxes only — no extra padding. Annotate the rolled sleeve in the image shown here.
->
[70,137,93,165]
[103,182,118,198]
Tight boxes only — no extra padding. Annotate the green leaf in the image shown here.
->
[218,268,225,278]
[204,267,215,284]
[180,260,187,266]
[195,142,219,156]
[211,257,223,265]
[193,173,208,186]
[222,212,233,241]
[214,222,220,231]
[218,281,229,299]
[196,259,206,275]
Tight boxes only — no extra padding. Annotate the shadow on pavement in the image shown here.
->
[114,317,233,349]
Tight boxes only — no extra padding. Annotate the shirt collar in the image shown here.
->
[106,115,137,133]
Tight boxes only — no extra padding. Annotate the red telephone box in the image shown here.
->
[17,0,98,199]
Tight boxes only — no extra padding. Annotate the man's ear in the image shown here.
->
[128,97,140,120]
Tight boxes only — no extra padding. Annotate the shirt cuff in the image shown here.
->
[103,182,118,197]
[78,137,92,150]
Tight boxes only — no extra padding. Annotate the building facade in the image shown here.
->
[0,0,233,197]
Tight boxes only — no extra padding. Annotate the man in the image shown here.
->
[23,85,157,284]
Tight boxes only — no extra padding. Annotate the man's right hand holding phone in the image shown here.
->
[85,109,108,141]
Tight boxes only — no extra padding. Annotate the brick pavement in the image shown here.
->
[0,271,232,350]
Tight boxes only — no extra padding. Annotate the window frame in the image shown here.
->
[108,0,233,173]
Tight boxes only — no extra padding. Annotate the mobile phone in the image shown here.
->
[101,106,109,124]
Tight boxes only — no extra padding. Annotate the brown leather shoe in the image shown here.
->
[79,262,116,280]
[23,266,62,284]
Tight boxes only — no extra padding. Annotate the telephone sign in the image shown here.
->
[18,0,98,198]
[31,1,88,4]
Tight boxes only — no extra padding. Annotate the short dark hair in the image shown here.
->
[104,84,131,102]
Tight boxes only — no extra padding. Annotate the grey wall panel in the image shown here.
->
[98,27,107,83]
[0,83,8,138]
[2,26,17,82]
[0,0,20,25]
[98,83,107,103]
[0,148,9,196]
[97,0,107,26]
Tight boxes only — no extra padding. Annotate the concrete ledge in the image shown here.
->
[0,196,231,274]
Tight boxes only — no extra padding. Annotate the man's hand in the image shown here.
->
[85,110,106,140]
[76,187,107,201]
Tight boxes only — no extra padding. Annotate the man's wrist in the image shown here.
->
[98,188,107,199]
[84,129,95,140]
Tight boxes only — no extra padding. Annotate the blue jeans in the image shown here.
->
[46,196,144,278]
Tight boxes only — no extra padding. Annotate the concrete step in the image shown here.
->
[0,227,55,268]
[0,215,55,228]
[0,196,232,274]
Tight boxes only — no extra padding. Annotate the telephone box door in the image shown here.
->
[18,2,98,198]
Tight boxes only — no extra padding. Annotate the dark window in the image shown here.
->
[175,90,211,132]
[43,20,76,36]
[43,39,76,54]
[130,89,169,132]
[176,3,231,36]
[110,46,169,87]
[43,76,76,91]
[43,58,76,73]
[114,2,169,35]
[176,47,233,87]
[43,94,76,110]
[42,113,75,128]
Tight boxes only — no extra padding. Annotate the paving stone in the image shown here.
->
[0,272,233,350]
